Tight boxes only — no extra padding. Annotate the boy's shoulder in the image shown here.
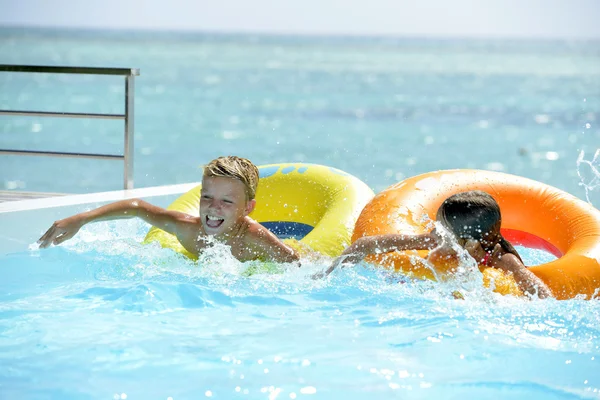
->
[238,217,299,262]
[237,217,288,250]
[240,217,273,241]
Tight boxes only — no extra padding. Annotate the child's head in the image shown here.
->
[200,156,260,236]
[203,156,259,201]
[436,191,502,251]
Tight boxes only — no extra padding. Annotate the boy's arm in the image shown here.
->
[245,224,300,263]
[315,232,439,278]
[38,199,193,248]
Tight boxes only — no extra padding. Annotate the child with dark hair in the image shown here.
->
[319,191,553,299]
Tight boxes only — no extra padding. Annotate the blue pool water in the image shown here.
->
[1,28,600,399]
[0,219,599,399]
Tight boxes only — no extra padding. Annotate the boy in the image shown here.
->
[38,156,300,263]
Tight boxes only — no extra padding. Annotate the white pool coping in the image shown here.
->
[0,183,199,214]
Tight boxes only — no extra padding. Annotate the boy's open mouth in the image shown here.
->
[206,215,224,228]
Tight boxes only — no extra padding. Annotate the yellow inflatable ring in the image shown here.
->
[352,169,600,299]
[144,163,375,260]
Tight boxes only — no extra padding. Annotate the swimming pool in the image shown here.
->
[1,187,599,399]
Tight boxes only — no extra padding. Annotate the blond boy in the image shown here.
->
[38,156,299,263]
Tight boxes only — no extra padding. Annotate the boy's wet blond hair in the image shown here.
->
[203,156,260,200]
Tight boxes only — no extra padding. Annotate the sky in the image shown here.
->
[1,0,599,39]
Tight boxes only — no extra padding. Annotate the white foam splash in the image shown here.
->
[576,149,600,206]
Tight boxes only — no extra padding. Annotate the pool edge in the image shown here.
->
[0,183,199,214]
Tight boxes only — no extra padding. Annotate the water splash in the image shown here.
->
[576,149,600,206]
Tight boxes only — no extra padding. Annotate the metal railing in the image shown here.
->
[0,64,140,189]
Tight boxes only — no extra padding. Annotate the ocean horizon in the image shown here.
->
[1,26,598,204]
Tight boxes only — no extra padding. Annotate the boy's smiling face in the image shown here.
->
[199,176,256,237]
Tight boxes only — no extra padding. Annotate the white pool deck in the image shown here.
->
[0,184,197,214]
[0,191,66,203]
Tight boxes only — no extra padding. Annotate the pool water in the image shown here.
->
[0,220,598,399]
[1,27,599,400]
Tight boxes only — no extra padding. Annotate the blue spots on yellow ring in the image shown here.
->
[259,164,311,178]
[259,166,280,178]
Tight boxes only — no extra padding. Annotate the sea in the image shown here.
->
[0,27,598,205]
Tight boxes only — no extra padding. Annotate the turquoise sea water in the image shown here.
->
[0,28,599,202]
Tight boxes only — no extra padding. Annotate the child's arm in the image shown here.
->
[463,240,552,299]
[38,199,193,248]
[244,223,300,263]
[316,232,439,278]
[492,253,553,299]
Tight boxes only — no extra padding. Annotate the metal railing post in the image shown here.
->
[124,75,135,190]
[0,64,140,191]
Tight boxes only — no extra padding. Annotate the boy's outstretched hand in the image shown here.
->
[38,216,84,248]
[311,262,337,280]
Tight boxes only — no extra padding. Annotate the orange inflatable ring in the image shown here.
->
[352,169,600,299]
